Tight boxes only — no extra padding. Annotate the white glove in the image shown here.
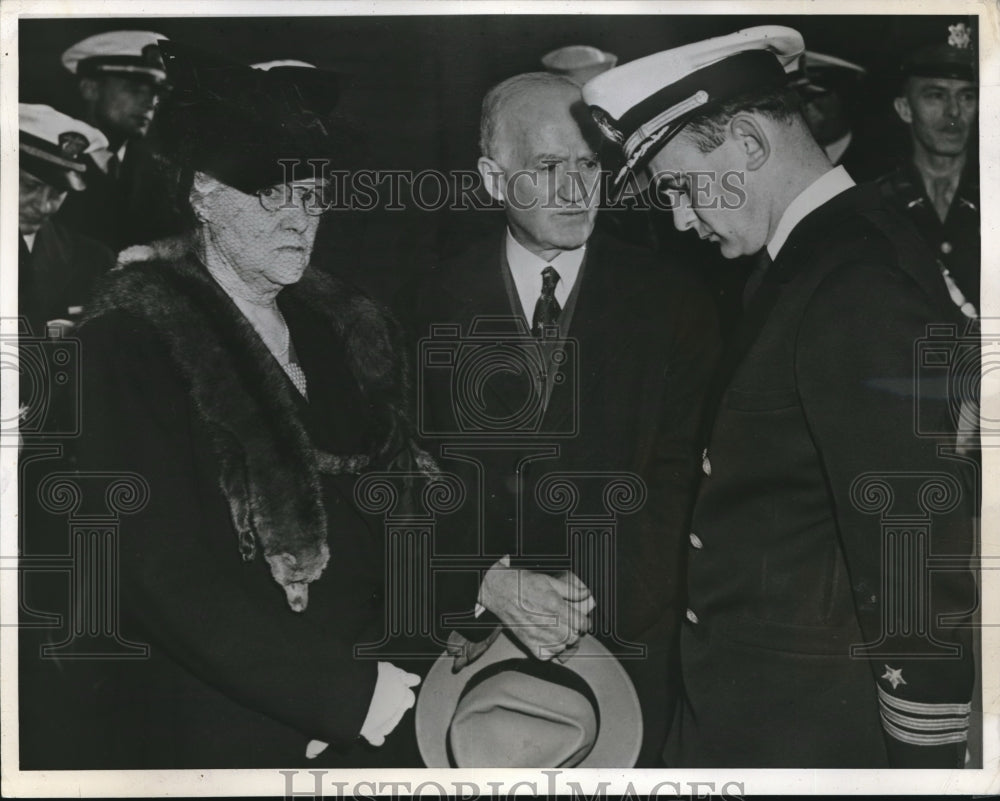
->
[304,661,421,758]
[360,661,420,746]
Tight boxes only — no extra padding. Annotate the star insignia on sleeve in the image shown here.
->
[881,664,907,690]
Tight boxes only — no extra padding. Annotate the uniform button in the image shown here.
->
[702,453,712,477]
[689,532,704,549]
[940,241,953,255]
[685,608,700,625]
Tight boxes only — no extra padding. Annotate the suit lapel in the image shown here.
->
[699,251,782,437]
[543,234,630,432]
[699,183,906,440]
[444,232,537,421]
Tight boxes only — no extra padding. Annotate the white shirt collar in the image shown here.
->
[824,130,853,167]
[767,165,855,260]
[22,232,37,252]
[91,141,129,174]
[504,228,585,324]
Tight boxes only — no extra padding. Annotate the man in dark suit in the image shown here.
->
[403,72,719,765]
[584,25,977,768]
[54,30,183,251]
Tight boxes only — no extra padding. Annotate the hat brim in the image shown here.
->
[416,632,642,768]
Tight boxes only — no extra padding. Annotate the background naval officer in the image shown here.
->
[18,103,113,338]
[55,30,184,251]
[584,24,976,769]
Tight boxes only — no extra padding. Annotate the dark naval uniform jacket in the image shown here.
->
[877,160,980,311]
[55,140,184,252]
[18,219,113,337]
[401,227,720,765]
[664,182,977,769]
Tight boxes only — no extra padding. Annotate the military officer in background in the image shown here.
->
[584,24,976,768]
[19,103,113,338]
[878,21,979,317]
[55,30,183,251]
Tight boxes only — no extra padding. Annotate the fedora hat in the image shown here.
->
[416,632,642,767]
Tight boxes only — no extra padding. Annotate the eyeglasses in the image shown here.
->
[256,184,327,216]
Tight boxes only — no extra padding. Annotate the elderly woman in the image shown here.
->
[39,42,432,769]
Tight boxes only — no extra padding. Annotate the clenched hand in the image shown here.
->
[480,558,595,660]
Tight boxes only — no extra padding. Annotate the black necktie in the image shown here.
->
[532,265,561,337]
[106,152,121,181]
[742,248,773,307]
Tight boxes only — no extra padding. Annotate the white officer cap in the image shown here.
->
[61,30,169,85]
[582,25,804,190]
[251,59,316,70]
[19,103,108,191]
[541,45,618,86]
[789,51,867,97]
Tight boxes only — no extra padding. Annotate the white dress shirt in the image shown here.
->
[91,141,128,175]
[505,228,585,325]
[824,131,853,168]
[767,165,856,260]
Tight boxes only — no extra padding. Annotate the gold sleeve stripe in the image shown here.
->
[881,715,969,746]
[880,705,969,733]
[878,685,972,716]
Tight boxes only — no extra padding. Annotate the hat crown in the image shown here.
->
[61,30,168,82]
[19,103,107,191]
[252,59,317,71]
[19,103,107,150]
[155,40,342,193]
[582,26,804,191]
[449,671,598,767]
[901,21,977,81]
[416,633,643,768]
[543,45,614,70]
[583,24,804,119]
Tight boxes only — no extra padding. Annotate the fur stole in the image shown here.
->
[85,236,436,611]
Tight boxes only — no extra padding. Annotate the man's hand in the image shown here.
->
[479,559,595,660]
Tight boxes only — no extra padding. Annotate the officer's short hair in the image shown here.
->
[680,86,804,153]
[479,72,578,161]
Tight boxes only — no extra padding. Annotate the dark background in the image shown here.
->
[20,13,977,300]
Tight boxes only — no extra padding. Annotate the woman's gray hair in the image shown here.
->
[479,72,579,161]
